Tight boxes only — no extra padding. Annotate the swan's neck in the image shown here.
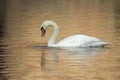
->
[48,23,59,46]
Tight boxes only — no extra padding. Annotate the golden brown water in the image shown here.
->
[0,0,120,80]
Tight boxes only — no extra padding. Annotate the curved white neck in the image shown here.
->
[48,22,59,46]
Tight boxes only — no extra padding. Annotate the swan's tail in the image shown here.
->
[88,42,111,47]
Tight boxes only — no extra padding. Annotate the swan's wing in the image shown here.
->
[87,42,111,47]
[56,35,101,47]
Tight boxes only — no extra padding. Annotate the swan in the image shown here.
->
[41,20,111,47]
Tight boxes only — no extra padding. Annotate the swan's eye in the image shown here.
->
[41,27,46,37]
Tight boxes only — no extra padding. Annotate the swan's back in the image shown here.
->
[53,35,110,47]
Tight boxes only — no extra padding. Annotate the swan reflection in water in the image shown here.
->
[39,45,107,69]
[40,46,58,69]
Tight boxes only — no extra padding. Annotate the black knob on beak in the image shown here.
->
[41,27,46,37]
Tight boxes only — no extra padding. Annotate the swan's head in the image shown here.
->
[41,20,57,37]
[40,21,51,37]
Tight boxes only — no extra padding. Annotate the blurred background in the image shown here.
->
[0,0,120,80]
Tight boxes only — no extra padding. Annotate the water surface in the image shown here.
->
[0,0,120,80]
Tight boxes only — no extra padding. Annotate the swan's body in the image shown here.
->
[41,21,111,47]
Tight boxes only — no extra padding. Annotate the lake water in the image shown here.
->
[0,0,120,80]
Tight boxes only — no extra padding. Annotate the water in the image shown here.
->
[0,0,120,80]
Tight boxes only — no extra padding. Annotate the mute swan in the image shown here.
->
[41,20,111,47]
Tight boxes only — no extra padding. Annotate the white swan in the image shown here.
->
[41,20,111,47]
